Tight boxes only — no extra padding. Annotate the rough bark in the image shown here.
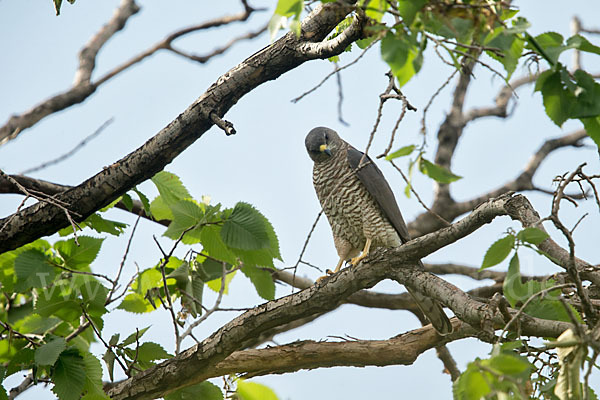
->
[0,2,363,253]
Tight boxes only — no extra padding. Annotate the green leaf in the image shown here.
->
[529,32,565,65]
[14,314,61,335]
[52,349,86,400]
[566,34,600,56]
[121,326,151,347]
[274,0,302,17]
[54,0,63,15]
[535,68,575,126]
[418,158,462,184]
[134,342,171,362]
[453,364,491,400]
[151,171,191,206]
[6,348,35,376]
[132,187,152,216]
[486,29,524,78]
[83,214,127,236]
[200,226,238,265]
[35,337,66,366]
[365,0,388,22]
[117,293,155,313]
[165,381,223,400]
[397,0,426,25]
[79,280,109,313]
[34,285,81,322]
[133,268,163,294]
[102,350,116,382]
[237,381,279,400]
[150,196,172,221]
[517,227,549,245]
[524,298,582,323]
[121,193,134,211]
[221,202,270,250]
[503,253,527,307]
[581,116,600,148]
[481,235,515,269]
[385,145,415,160]
[164,200,204,243]
[207,270,236,294]
[571,70,600,119]
[55,236,104,270]
[81,351,109,400]
[268,14,287,42]
[487,353,531,378]
[381,32,419,86]
[241,265,275,300]
[14,249,56,291]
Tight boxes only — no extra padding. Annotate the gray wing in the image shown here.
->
[346,146,411,243]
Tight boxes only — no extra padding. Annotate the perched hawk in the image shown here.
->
[305,127,452,335]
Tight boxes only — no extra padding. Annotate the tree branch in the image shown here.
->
[0,1,364,254]
[105,193,573,400]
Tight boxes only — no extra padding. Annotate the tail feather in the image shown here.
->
[406,287,453,335]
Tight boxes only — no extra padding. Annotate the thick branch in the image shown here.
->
[407,129,589,238]
[214,320,475,378]
[0,2,364,253]
[106,193,572,400]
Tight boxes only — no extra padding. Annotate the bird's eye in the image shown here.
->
[324,133,329,142]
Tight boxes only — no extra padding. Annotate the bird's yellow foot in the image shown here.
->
[349,253,367,266]
[316,269,334,283]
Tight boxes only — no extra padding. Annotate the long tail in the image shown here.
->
[406,286,453,335]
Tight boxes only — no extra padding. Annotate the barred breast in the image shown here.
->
[312,143,401,261]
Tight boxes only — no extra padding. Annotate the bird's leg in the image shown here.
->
[350,238,371,266]
[316,257,345,282]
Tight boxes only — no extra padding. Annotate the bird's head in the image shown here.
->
[305,127,342,163]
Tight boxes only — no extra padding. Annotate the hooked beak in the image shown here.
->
[320,144,332,156]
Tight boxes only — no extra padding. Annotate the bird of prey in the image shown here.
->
[305,126,452,335]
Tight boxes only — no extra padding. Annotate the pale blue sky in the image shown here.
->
[1,1,599,398]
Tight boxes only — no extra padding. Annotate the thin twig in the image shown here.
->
[20,118,114,175]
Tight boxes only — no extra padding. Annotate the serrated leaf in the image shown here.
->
[81,351,108,400]
[397,0,426,25]
[151,171,191,206]
[35,337,66,366]
[453,364,491,400]
[517,227,549,245]
[6,348,35,376]
[84,214,128,236]
[581,116,600,148]
[385,145,415,160]
[207,270,236,294]
[503,253,527,307]
[121,326,151,347]
[102,350,116,382]
[164,200,204,243]
[221,203,270,251]
[419,158,462,184]
[365,0,388,22]
[79,280,109,315]
[121,193,134,211]
[133,187,151,217]
[200,226,238,265]
[14,314,61,335]
[117,293,155,313]
[132,267,163,295]
[150,196,172,221]
[165,381,223,400]
[55,236,104,270]
[566,34,600,56]
[536,68,575,126]
[241,265,275,300]
[14,249,56,291]
[52,349,86,400]
[381,32,419,86]
[274,0,302,17]
[34,286,80,322]
[481,235,515,269]
[237,381,279,400]
[134,342,171,362]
